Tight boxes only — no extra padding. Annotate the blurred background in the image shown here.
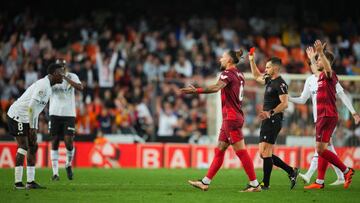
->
[1,0,360,148]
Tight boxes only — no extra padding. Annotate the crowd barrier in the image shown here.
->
[1,142,360,169]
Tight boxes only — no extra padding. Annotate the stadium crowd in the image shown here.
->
[1,9,360,145]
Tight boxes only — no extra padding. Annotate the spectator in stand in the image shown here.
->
[0,8,359,145]
[157,101,179,139]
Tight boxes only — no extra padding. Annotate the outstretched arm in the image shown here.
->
[249,51,265,85]
[109,52,118,70]
[306,46,320,75]
[96,50,103,69]
[180,80,227,94]
[336,84,360,124]
[314,40,332,77]
[289,92,310,104]
[289,79,311,104]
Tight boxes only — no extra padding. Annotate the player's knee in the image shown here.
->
[65,144,73,151]
[260,151,271,158]
[29,143,38,154]
[52,138,60,148]
[52,143,59,150]
[17,147,28,156]
[216,142,229,152]
[215,146,226,153]
[316,147,325,155]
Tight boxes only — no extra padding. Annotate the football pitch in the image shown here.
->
[0,168,358,203]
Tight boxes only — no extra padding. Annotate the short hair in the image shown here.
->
[47,63,63,75]
[228,50,243,64]
[268,57,282,66]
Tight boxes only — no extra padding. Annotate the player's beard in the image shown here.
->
[220,65,226,71]
[263,73,271,80]
[317,67,324,71]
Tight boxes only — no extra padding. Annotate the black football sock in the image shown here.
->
[262,157,273,187]
[272,154,293,175]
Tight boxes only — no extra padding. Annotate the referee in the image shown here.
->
[249,50,299,190]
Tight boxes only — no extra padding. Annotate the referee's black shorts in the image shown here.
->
[49,115,76,137]
[259,113,283,144]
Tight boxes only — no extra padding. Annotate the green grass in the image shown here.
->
[0,168,358,203]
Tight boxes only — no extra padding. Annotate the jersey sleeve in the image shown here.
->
[29,85,49,129]
[219,71,231,85]
[335,82,344,93]
[331,73,339,86]
[289,78,310,104]
[31,85,48,103]
[28,99,44,129]
[69,73,81,84]
[275,80,288,95]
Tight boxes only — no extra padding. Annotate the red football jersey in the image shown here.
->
[219,67,245,121]
[316,72,338,118]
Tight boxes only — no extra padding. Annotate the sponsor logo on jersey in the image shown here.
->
[38,90,46,98]
[266,87,272,92]
[280,83,287,93]
[220,75,228,80]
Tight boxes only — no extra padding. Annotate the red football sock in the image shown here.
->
[206,148,225,179]
[319,149,347,172]
[317,156,328,180]
[236,149,257,181]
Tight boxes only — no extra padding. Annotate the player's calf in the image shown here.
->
[66,166,73,180]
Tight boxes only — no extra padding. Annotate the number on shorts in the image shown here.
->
[18,122,23,131]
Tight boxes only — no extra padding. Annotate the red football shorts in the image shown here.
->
[316,117,338,143]
[218,120,244,144]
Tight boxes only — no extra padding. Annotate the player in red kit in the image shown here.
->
[181,50,261,192]
[305,40,355,189]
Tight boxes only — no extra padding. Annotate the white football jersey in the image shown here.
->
[7,76,52,127]
[49,72,80,117]
[296,74,344,122]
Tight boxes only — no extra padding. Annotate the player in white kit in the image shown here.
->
[289,46,360,185]
[49,59,83,181]
[7,63,64,189]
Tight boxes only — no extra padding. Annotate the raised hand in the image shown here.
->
[248,47,256,61]
[314,40,326,54]
[353,113,360,125]
[306,46,316,60]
